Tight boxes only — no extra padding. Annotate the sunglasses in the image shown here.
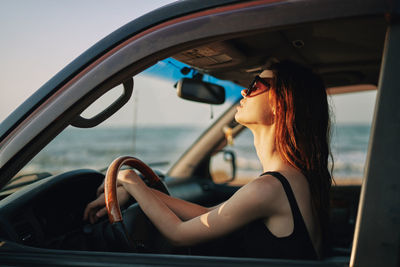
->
[245,76,271,97]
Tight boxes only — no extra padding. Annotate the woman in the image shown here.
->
[84,60,332,260]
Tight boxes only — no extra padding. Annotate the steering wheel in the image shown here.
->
[104,156,169,252]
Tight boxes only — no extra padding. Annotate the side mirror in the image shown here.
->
[176,78,225,104]
[210,149,237,184]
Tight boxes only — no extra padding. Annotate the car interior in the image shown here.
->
[0,9,387,263]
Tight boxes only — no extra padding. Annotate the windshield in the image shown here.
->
[3,58,242,194]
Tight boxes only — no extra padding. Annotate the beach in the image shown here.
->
[17,124,371,185]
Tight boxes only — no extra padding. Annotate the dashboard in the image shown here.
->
[0,168,234,253]
[0,170,104,249]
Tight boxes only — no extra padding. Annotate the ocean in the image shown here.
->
[20,124,371,180]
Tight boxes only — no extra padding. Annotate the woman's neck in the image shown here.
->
[249,125,284,173]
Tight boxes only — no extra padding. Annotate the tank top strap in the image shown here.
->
[260,171,305,227]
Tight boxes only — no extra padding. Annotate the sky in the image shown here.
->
[0,0,377,126]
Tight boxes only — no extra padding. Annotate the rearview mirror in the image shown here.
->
[176,78,225,104]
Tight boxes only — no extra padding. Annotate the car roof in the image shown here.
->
[173,16,386,89]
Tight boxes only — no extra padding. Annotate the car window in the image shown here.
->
[211,90,376,185]
[329,90,376,183]
[210,129,262,184]
[8,58,242,193]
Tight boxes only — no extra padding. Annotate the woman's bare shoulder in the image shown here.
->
[252,173,285,191]
[239,174,288,214]
[261,168,310,197]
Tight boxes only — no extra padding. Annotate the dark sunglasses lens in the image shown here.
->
[246,79,257,96]
[245,76,270,97]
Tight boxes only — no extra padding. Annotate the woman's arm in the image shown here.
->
[119,170,277,246]
[150,188,215,220]
[83,174,217,223]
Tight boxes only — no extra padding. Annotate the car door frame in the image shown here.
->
[0,0,399,266]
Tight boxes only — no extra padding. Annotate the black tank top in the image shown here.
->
[191,172,318,259]
[206,171,318,260]
[237,171,318,259]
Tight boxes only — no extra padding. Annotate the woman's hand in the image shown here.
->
[117,169,144,186]
[83,179,131,224]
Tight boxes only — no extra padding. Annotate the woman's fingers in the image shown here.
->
[96,182,105,196]
[96,180,125,197]
[83,193,106,223]
[84,185,132,224]
[84,169,138,224]
[95,207,108,219]
[117,169,141,184]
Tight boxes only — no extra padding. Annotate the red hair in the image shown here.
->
[270,61,332,254]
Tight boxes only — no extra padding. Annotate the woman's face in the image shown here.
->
[235,78,275,127]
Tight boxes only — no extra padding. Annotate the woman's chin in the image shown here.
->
[234,112,241,124]
[234,113,247,126]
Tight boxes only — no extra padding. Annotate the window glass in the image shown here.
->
[330,90,376,183]
[8,58,242,193]
[213,90,376,185]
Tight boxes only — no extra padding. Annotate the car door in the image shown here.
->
[1,0,399,266]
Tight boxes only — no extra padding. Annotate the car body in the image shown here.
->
[0,0,399,266]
